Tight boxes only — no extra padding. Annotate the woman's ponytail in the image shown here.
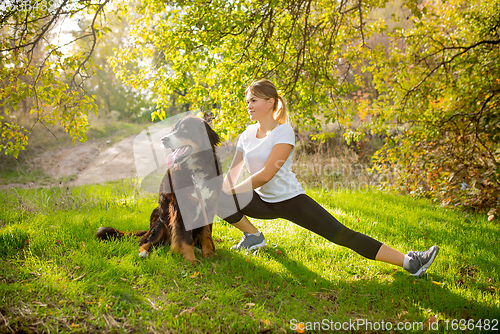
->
[274,95,288,125]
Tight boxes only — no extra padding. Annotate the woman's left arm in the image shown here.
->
[226,143,293,195]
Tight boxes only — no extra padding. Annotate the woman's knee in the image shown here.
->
[221,212,244,224]
[216,192,242,221]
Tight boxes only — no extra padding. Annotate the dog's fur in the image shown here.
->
[95,117,222,264]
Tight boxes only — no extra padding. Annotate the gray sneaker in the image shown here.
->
[405,246,439,276]
[232,232,267,251]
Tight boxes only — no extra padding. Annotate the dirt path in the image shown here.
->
[12,135,142,188]
[6,134,235,189]
[70,136,138,186]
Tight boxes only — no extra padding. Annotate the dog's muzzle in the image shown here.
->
[166,145,193,167]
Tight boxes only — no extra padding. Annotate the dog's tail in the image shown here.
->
[95,227,147,240]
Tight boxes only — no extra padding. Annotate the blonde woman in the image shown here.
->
[216,79,438,276]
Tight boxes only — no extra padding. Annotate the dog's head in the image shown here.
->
[161,116,220,167]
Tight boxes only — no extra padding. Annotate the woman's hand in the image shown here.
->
[221,143,293,195]
[230,143,293,194]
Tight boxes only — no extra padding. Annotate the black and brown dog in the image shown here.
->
[95,116,222,264]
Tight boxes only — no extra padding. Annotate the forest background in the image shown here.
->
[1,0,499,218]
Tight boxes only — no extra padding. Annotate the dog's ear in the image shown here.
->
[204,121,220,147]
[173,118,182,132]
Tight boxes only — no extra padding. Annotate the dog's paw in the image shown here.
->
[139,250,149,258]
[188,258,201,265]
[202,250,214,258]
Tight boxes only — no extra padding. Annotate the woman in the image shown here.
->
[216,79,438,276]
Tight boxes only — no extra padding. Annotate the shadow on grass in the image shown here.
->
[259,246,496,318]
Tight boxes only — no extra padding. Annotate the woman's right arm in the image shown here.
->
[222,150,244,194]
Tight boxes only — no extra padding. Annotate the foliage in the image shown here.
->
[72,15,156,122]
[2,0,498,214]
[109,0,389,140]
[365,0,500,213]
[0,0,112,157]
[111,0,499,212]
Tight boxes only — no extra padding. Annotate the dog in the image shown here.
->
[95,116,222,264]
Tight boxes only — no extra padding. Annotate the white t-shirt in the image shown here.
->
[236,123,305,203]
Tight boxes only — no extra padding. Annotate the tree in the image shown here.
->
[0,0,398,152]
[72,14,156,121]
[3,0,498,213]
[366,0,500,213]
[0,0,112,157]
[109,0,390,139]
[112,0,499,212]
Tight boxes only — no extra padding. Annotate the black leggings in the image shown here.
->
[217,191,382,260]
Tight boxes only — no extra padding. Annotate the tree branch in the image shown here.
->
[407,38,500,98]
[70,0,111,88]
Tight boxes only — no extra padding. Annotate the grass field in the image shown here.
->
[0,181,499,333]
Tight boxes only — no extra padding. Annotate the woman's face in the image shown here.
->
[246,91,274,122]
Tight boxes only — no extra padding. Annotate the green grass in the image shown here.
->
[0,163,53,185]
[84,119,152,145]
[0,182,499,333]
